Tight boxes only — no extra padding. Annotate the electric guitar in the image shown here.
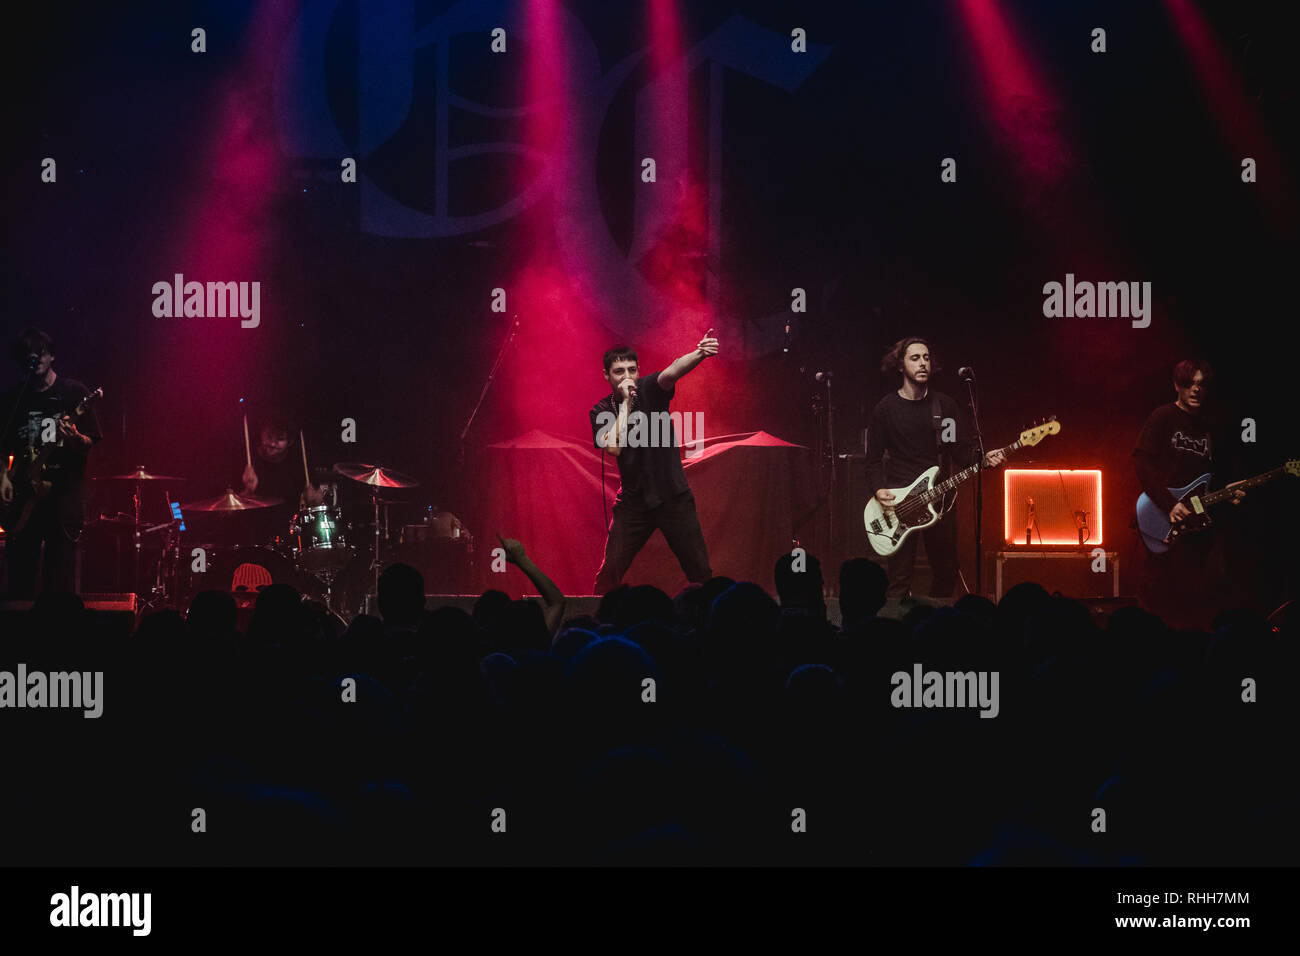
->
[1135,458,1298,553]
[0,386,103,535]
[863,418,1061,557]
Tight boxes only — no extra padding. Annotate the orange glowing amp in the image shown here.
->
[1004,469,1103,547]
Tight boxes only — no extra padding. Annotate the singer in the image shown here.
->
[865,336,1003,602]
[589,334,718,594]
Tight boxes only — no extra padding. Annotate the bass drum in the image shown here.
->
[184,544,316,605]
[180,544,360,632]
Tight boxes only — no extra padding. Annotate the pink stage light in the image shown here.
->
[1162,0,1291,219]
[954,0,1069,186]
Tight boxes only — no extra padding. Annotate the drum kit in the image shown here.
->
[88,460,473,620]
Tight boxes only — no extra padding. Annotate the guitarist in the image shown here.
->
[1133,358,1245,625]
[0,328,102,597]
[865,336,1004,602]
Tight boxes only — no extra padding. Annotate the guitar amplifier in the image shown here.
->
[1004,469,1103,547]
[992,551,1119,601]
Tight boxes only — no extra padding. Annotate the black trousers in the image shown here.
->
[593,489,712,594]
[886,506,959,599]
[4,495,82,598]
[1139,530,1235,629]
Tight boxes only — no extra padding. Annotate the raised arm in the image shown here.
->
[656,329,718,390]
[497,535,567,636]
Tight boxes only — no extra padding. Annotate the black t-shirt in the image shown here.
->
[1,376,103,494]
[238,448,306,544]
[243,449,305,507]
[865,390,974,495]
[1133,403,1216,512]
[589,370,690,509]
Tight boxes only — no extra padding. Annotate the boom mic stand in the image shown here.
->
[459,316,520,464]
[824,372,835,565]
[810,371,835,569]
[456,316,520,589]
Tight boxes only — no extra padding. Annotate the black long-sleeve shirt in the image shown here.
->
[864,390,974,497]
[1133,403,1217,513]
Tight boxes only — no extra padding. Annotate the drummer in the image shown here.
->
[238,417,324,546]
[241,417,324,508]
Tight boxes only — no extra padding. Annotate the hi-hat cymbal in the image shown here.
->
[332,462,420,489]
[180,488,285,512]
[93,466,187,482]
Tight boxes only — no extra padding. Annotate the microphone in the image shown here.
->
[814,371,833,382]
[958,366,975,381]
[27,353,40,371]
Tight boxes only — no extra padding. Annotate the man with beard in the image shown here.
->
[865,336,1003,603]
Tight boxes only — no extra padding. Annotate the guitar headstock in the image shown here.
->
[1019,416,1060,448]
[77,387,104,413]
[1286,459,1300,478]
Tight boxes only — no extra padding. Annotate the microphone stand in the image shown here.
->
[963,373,985,596]
[456,316,519,591]
[825,374,835,567]
[459,317,520,464]
[810,373,834,568]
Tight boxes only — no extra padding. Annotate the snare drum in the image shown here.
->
[289,505,352,572]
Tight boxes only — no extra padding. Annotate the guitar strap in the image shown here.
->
[930,393,953,514]
[930,394,946,474]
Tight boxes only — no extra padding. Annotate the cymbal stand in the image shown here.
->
[139,517,180,613]
[131,470,144,599]
[308,565,342,616]
[369,491,392,597]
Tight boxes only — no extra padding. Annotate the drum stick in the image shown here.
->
[243,415,252,469]
[300,430,310,487]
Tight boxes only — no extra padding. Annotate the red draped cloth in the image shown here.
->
[474,429,820,596]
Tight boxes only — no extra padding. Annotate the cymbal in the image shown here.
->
[93,466,187,482]
[180,488,285,512]
[332,462,420,489]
